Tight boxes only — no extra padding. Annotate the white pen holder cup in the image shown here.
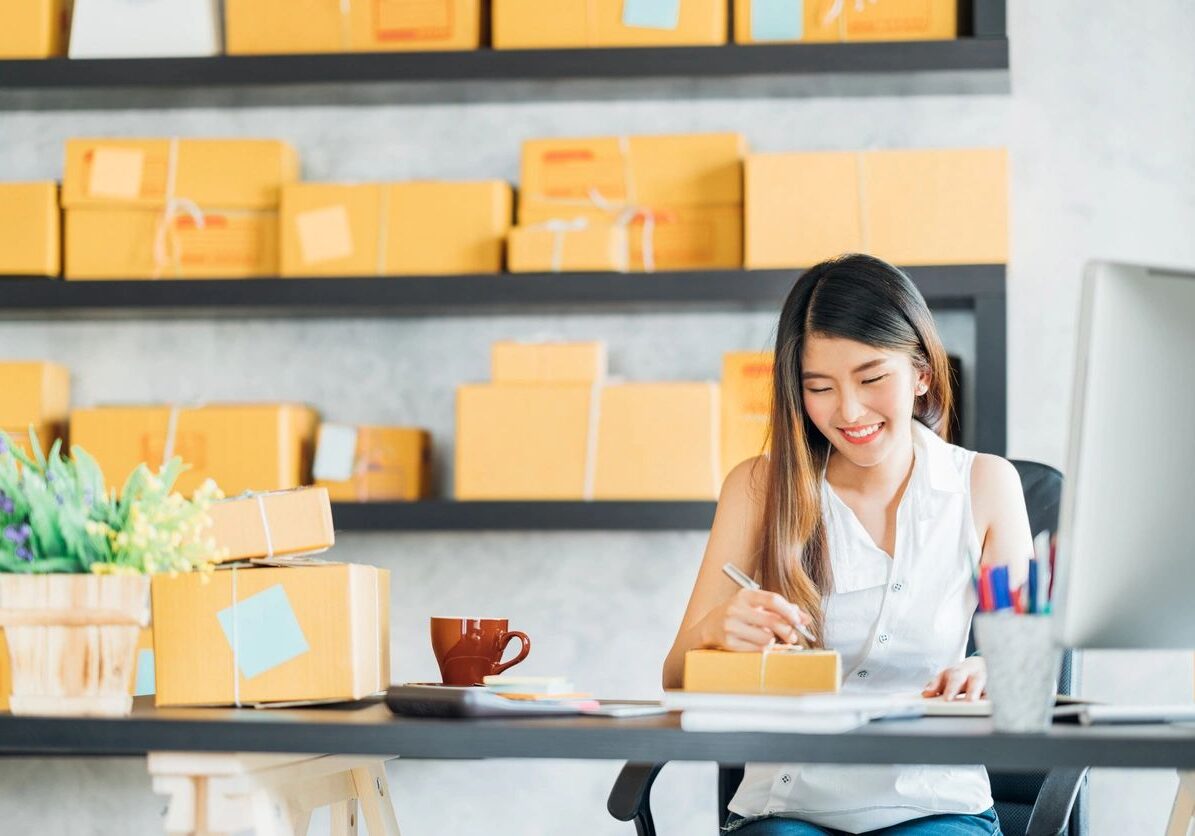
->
[973,613,1061,733]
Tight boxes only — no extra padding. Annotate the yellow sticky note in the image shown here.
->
[296,205,354,265]
[87,148,145,200]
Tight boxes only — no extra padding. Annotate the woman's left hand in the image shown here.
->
[922,656,986,701]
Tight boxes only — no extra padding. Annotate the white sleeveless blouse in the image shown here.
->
[727,421,993,833]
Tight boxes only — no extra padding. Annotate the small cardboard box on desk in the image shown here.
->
[152,487,392,707]
[684,648,841,695]
[62,138,299,280]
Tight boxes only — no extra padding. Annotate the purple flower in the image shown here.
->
[15,545,32,562]
[0,436,7,455]
[4,524,30,545]
[0,492,12,515]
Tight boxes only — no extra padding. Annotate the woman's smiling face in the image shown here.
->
[800,334,928,468]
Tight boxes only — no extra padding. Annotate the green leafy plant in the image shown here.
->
[0,428,224,575]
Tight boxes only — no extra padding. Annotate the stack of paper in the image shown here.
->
[664,692,924,733]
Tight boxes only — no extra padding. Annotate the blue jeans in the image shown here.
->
[722,807,1001,835]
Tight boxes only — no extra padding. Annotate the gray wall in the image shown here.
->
[0,0,1193,833]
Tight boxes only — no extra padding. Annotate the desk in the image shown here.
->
[3,698,1195,771]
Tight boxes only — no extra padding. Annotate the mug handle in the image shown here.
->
[492,630,531,675]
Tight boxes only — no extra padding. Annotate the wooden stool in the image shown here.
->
[148,752,402,836]
[1166,770,1195,836]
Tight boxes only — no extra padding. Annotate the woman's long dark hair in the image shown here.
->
[760,254,954,644]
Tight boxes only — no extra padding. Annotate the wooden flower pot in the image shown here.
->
[0,573,149,717]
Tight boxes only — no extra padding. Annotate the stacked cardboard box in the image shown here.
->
[733,0,955,44]
[279,181,512,276]
[0,361,70,457]
[0,0,72,58]
[62,138,299,279]
[0,183,60,277]
[152,486,391,707]
[313,424,433,502]
[456,341,720,499]
[721,351,773,482]
[68,403,318,496]
[510,132,745,273]
[745,148,1008,268]
[226,0,483,54]
[494,0,726,49]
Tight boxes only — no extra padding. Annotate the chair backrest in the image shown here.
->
[717,459,1085,836]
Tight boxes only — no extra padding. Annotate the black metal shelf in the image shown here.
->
[0,40,1008,91]
[0,266,1002,319]
[331,500,716,531]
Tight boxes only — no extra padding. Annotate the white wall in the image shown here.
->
[0,0,1192,833]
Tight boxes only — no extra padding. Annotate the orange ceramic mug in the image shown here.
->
[430,617,531,686]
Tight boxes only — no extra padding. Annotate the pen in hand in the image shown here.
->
[721,562,818,645]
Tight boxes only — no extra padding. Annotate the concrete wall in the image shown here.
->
[0,0,1192,832]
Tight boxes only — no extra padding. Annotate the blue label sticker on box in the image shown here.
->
[313,423,359,482]
[134,648,155,697]
[217,584,310,680]
[752,0,803,41]
[622,0,681,30]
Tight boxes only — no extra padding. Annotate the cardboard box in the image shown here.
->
[518,133,745,221]
[516,206,742,272]
[683,648,841,695]
[0,0,73,58]
[1,424,59,459]
[455,383,594,500]
[68,404,318,497]
[0,626,153,711]
[721,351,773,482]
[494,0,726,49]
[279,181,511,277]
[593,382,720,499]
[744,148,1007,268]
[507,221,629,273]
[206,487,336,563]
[491,341,607,385]
[65,207,278,280]
[0,362,70,427]
[225,0,482,54]
[864,148,1008,265]
[733,0,955,44]
[69,0,220,58]
[313,425,432,502]
[0,183,60,277]
[63,139,299,211]
[152,564,390,707]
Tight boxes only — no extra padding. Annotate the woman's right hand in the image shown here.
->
[700,588,814,651]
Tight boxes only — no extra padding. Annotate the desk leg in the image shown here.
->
[1165,771,1195,836]
[330,799,359,836]
[351,763,402,836]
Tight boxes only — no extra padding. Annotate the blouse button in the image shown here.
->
[892,582,903,592]
[780,774,791,785]
[857,670,869,678]
[878,634,890,644]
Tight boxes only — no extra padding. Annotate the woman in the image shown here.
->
[663,254,1031,835]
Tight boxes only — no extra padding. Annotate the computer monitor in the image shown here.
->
[1053,261,1195,649]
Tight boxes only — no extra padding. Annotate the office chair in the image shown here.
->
[608,460,1089,836]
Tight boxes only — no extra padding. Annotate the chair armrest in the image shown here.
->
[1026,767,1089,836]
[608,762,666,825]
